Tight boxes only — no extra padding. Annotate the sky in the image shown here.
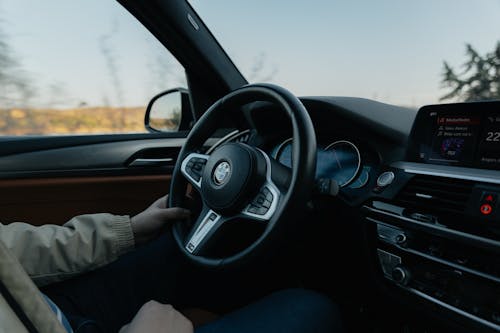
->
[1,0,499,109]
[190,0,500,106]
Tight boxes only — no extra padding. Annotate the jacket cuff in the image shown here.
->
[111,215,135,257]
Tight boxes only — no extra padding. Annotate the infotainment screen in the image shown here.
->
[408,101,500,170]
[477,114,500,167]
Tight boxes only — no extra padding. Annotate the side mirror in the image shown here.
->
[145,88,192,133]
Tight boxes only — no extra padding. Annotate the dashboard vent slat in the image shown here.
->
[395,175,474,215]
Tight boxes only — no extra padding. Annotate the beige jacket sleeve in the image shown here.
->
[0,214,135,287]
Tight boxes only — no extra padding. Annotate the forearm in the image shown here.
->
[0,214,135,286]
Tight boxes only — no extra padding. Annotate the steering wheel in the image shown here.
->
[169,83,316,268]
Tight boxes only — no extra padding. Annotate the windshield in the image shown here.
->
[190,0,500,108]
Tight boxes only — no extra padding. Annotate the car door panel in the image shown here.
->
[0,174,171,226]
[0,132,189,157]
[0,137,187,225]
[0,138,185,176]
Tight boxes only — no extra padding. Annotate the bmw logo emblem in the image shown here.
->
[213,161,231,185]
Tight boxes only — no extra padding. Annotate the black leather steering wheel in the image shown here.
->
[169,83,316,268]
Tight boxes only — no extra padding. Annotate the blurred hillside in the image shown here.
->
[0,107,148,135]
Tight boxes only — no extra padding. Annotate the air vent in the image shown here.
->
[395,175,474,215]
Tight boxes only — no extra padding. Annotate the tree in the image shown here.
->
[441,42,500,102]
[0,25,34,108]
[248,53,278,82]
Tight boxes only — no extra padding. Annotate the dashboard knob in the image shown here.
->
[377,171,395,187]
[395,233,407,245]
[392,266,411,285]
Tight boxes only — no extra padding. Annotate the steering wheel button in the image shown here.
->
[265,192,274,201]
[257,207,269,215]
[262,200,271,208]
[249,205,260,214]
[256,196,265,205]
[262,187,270,196]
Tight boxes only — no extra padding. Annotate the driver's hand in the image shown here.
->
[131,195,190,245]
[119,301,193,333]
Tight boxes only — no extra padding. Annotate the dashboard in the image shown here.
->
[226,97,499,332]
[242,97,499,332]
[243,97,409,201]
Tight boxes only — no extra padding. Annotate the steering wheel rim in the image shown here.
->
[169,83,316,268]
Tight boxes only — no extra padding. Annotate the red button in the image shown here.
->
[481,192,497,203]
[480,204,493,215]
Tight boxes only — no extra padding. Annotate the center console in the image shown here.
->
[363,101,500,332]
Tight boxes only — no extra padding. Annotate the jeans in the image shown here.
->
[43,233,343,333]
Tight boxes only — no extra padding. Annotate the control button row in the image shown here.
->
[185,158,207,182]
[247,186,274,216]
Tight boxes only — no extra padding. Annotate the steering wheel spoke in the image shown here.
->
[185,205,224,255]
[180,153,209,191]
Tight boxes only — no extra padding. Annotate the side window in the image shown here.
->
[0,1,186,136]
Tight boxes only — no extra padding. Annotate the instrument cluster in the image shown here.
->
[272,138,371,189]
